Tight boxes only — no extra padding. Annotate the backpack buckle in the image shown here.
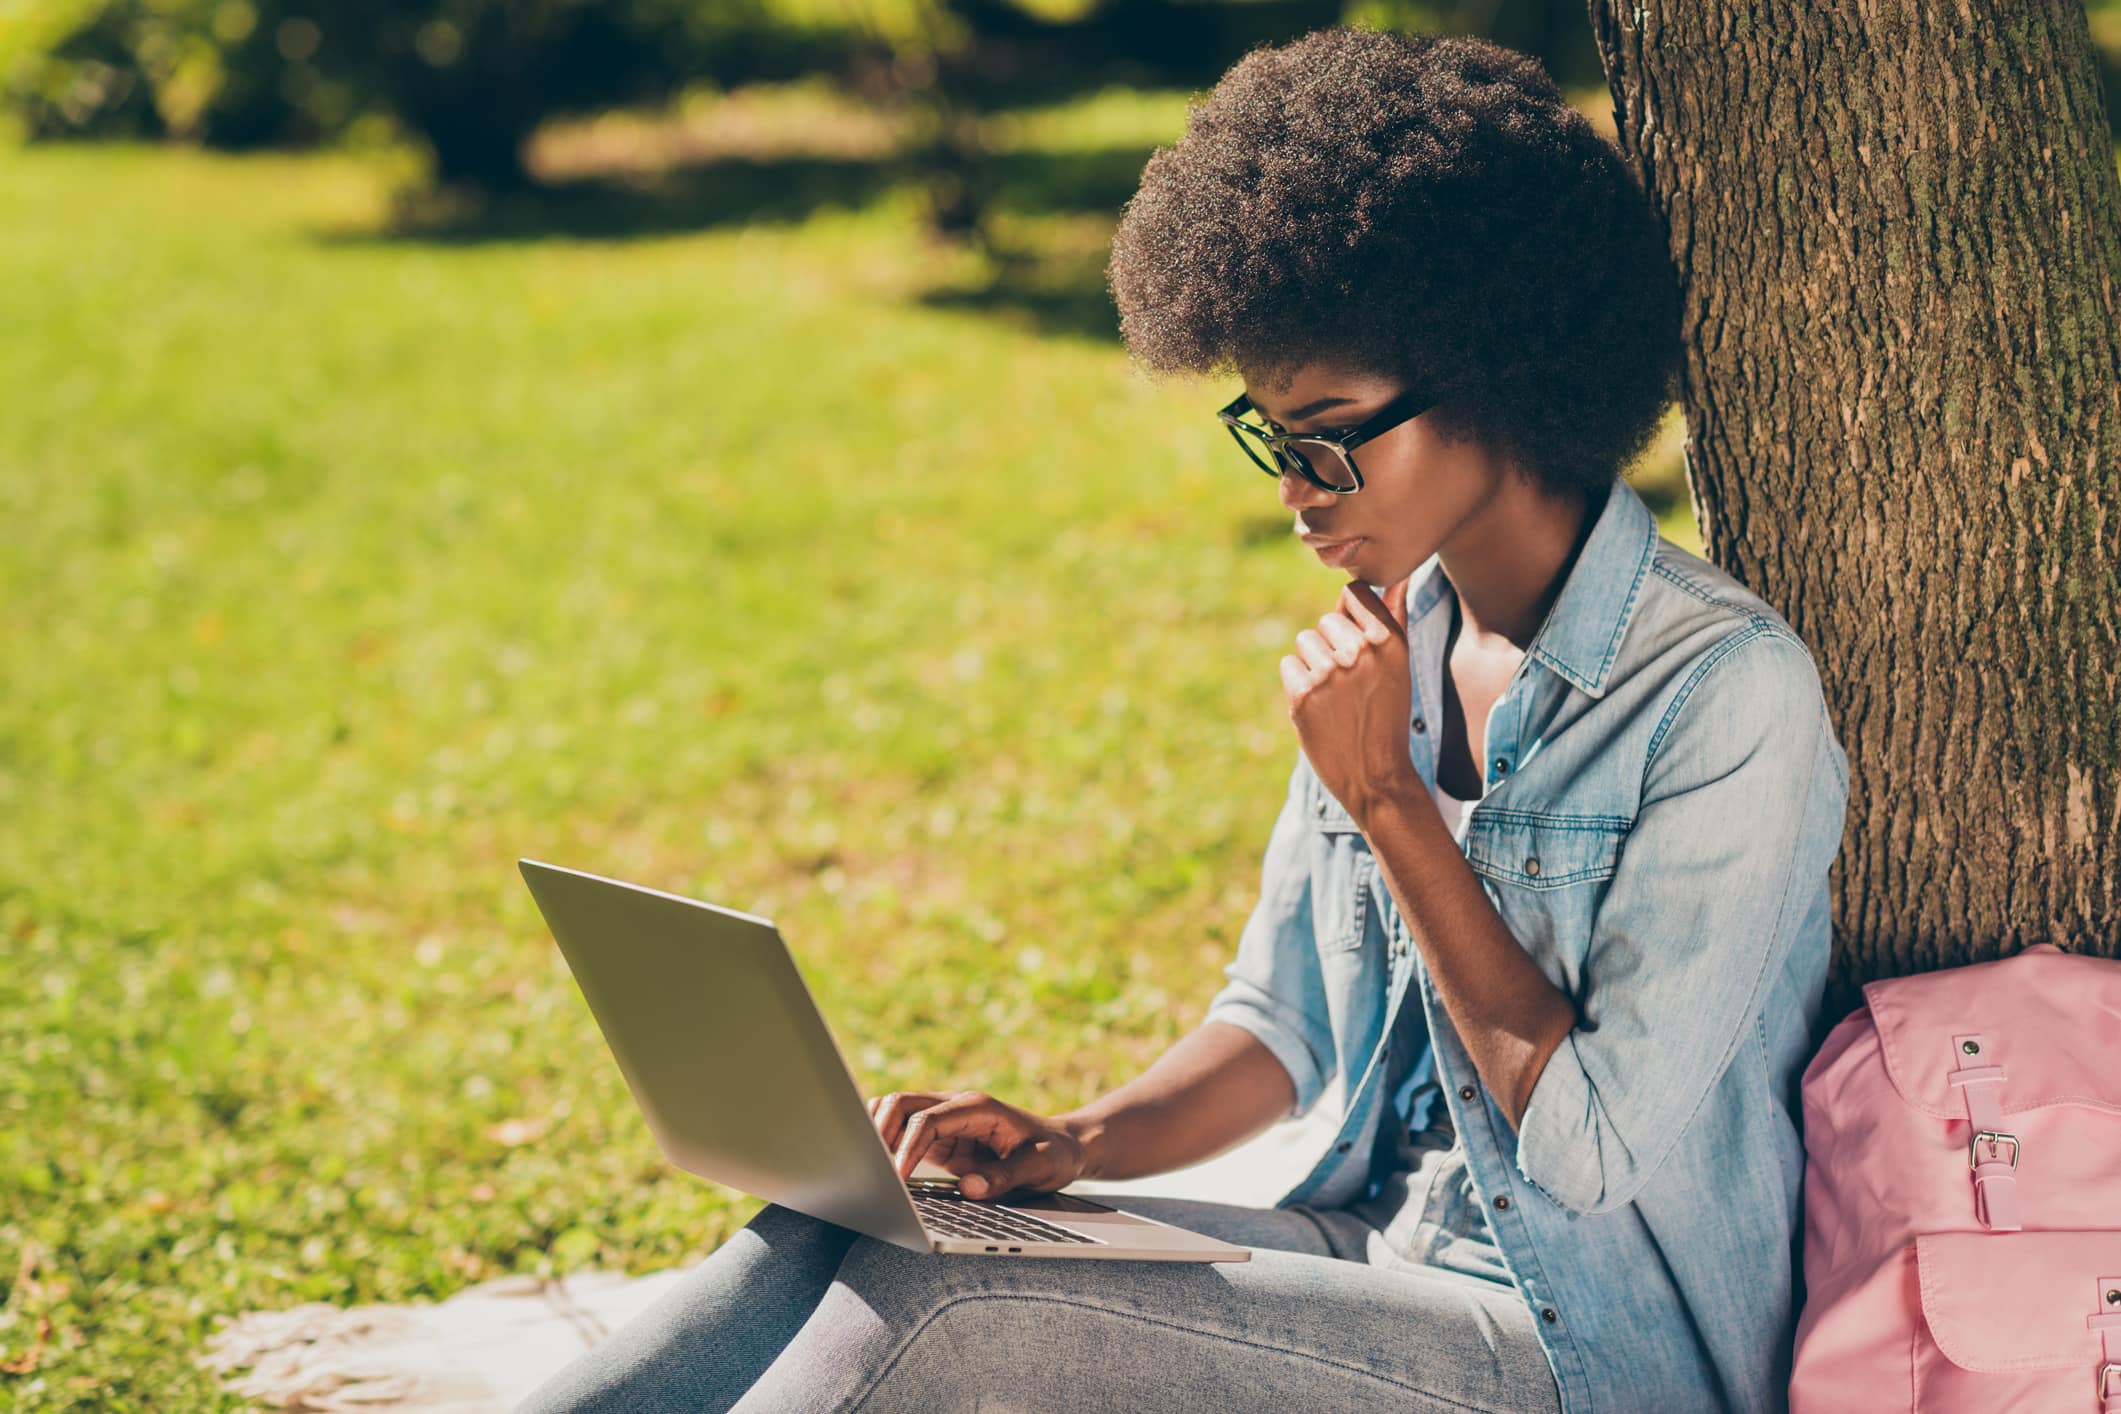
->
[1968,1130,2019,1169]
[2098,1360,2121,1401]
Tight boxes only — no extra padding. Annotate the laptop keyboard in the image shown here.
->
[906,1180,1106,1246]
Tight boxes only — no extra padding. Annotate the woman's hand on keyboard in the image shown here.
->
[865,1090,1089,1200]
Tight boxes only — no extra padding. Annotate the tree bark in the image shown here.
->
[1586,1,2121,1018]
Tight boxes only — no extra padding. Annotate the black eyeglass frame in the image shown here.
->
[1217,387,1436,495]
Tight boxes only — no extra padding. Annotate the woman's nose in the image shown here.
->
[1278,467,1337,512]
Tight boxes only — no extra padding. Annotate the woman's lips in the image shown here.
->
[1302,535,1366,567]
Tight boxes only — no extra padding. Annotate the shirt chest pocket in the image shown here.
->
[1462,809,1628,969]
[1307,786,1376,954]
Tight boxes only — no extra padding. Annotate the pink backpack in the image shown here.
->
[1788,942,2121,1412]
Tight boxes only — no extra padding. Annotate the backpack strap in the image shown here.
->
[1946,1033,2021,1232]
[2089,1274,2121,1414]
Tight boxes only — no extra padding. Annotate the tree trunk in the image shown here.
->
[1586,0,2121,1019]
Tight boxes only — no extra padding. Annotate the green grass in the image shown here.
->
[0,131,1697,1410]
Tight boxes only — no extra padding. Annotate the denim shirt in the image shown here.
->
[1203,475,1850,1414]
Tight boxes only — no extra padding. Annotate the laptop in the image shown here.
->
[518,859,1251,1263]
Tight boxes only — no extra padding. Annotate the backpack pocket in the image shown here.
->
[1912,1228,2121,1409]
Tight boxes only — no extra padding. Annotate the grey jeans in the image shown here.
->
[518,1125,1563,1412]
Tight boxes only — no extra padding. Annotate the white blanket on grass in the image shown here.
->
[200,1112,1331,1412]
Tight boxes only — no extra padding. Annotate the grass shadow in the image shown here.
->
[917,241,1121,343]
[913,149,1147,342]
[919,281,1121,342]
[981,146,1154,217]
[317,154,907,247]
[313,139,1156,349]
[316,144,1156,250]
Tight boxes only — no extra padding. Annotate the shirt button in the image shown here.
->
[1336,1140,1352,1153]
[1458,1085,1476,1100]
[1493,1194,1511,1211]
[1523,857,1540,877]
[1411,716,1427,734]
[1541,1307,1558,1324]
[1314,799,1327,817]
[1492,757,1511,775]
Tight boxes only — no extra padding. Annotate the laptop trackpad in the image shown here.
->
[996,1190,1117,1215]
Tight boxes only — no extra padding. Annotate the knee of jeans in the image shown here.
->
[751,1201,819,1230]
[835,1232,936,1279]
[830,1234,1206,1324]
[827,1233,994,1314]
[855,1291,1005,1403]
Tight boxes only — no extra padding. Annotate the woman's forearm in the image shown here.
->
[1054,1020,1297,1182]
[1355,779,1577,1132]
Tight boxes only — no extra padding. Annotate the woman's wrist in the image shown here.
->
[1054,1110,1110,1182]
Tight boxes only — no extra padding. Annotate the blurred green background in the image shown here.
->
[4,0,2117,1408]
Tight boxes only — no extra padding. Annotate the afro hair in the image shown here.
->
[1107,25,1681,500]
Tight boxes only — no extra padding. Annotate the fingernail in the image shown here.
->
[962,1176,986,1196]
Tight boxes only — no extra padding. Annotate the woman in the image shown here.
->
[523,26,1848,1413]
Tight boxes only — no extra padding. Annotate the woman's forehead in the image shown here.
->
[1242,363,1401,421]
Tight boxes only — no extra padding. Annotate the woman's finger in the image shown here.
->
[1293,627,1338,675]
[1340,579,1407,641]
[1315,611,1366,665]
[876,1092,947,1150]
[893,1094,1018,1182]
[925,1135,991,1177]
[869,1091,947,1150]
[962,1133,1068,1198]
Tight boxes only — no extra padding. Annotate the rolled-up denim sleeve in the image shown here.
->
[1514,628,1848,1216]
[1201,755,1336,1119]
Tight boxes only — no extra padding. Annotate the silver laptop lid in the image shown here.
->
[518,859,930,1251]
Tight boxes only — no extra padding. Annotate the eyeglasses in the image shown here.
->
[1217,387,1435,494]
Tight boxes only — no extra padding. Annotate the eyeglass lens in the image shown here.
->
[1279,438,1359,490]
[1234,431,1358,490]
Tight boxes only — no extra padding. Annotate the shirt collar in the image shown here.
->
[1402,475,1659,700]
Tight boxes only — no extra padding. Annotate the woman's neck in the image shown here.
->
[1438,478,1603,651]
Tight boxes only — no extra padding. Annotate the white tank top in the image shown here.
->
[1428,776,1477,840]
